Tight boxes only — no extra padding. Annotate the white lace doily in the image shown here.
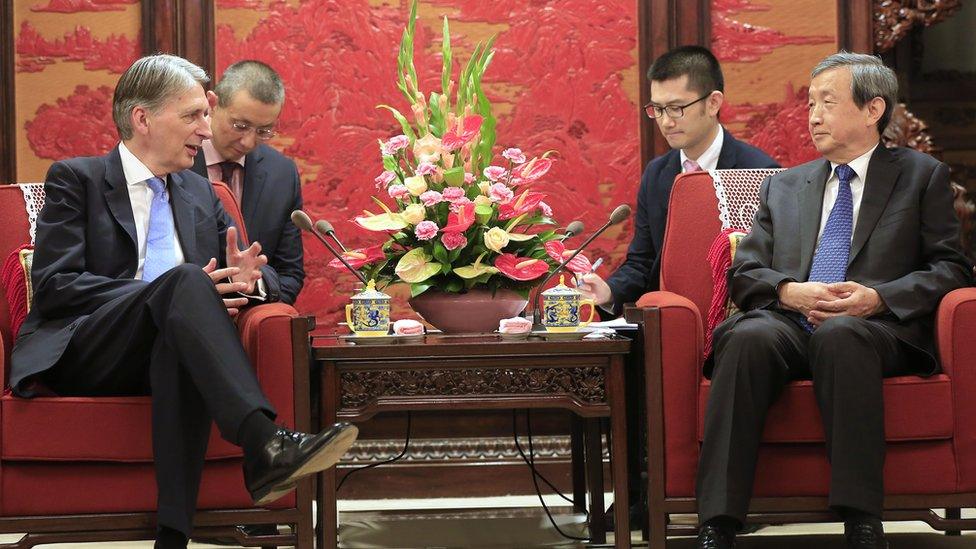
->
[709,168,783,231]
[20,183,46,245]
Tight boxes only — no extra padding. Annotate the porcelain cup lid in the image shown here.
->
[541,275,580,298]
[352,279,390,301]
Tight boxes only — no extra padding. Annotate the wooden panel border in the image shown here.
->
[1,0,16,183]
[142,0,215,77]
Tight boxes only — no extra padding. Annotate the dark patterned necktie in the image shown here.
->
[802,164,855,331]
[219,160,243,203]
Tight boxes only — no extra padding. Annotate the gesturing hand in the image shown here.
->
[224,226,267,294]
[575,273,613,307]
[203,259,248,316]
[806,281,886,327]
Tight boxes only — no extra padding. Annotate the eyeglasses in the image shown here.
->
[231,121,277,140]
[643,92,712,119]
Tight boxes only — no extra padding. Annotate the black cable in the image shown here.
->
[336,412,411,492]
[513,410,590,542]
[512,413,576,505]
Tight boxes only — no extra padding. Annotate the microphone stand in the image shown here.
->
[531,208,630,331]
[291,211,369,286]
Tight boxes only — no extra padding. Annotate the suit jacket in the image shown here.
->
[713,145,973,376]
[192,142,304,304]
[605,128,779,314]
[11,146,237,393]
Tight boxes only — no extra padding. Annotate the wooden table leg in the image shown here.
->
[570,414,586,514]
[317,360,340,549]
[608,354,631,548]
[585,417,606,544]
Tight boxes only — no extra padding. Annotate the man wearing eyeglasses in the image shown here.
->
[578,46,779,316]
[192,60,304,305]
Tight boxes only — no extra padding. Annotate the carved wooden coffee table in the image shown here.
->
[312,332,632,548]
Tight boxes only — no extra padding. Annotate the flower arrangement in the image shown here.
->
[330,0,591,298]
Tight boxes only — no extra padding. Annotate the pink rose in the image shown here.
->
[483,166,507,182]
[502,147,526,164]
[449,197,473,212]
[382,134,409,156]
[374,170,396,188]
[441,231,468,251]
[539,201,553,217]
[420,190,443,207]
[464,173,475,184]
[442,187,465,202]
[388,184,410,199]
[414,220,439,241]
[489,182,514,204]
[417,162,437,176]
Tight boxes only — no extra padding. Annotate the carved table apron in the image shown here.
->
[312,333,633,548]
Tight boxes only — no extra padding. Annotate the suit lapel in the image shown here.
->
[168,171,198,263]
[241,146,268,223]
[798,160,831,278]
[715,128,739,169]
[191,148,208,179]
[849,146,899,265]
[103,147,139,250]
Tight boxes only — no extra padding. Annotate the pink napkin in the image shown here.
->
[498,316,532,334]
[393,319,424,335]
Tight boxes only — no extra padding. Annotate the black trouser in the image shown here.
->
[696,309,911,525]
[42,264,275,536]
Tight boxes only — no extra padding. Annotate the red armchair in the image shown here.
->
[636,171,976,547]
[0,183,314,547]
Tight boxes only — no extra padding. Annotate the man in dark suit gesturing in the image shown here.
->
[10,54,356,549]
[192,60,304,304]
[695,53,973,549]
[578,46,779,315]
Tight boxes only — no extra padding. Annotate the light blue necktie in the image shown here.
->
[801,164,855,331]
[142,177,177,282]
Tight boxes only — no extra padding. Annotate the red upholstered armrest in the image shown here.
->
[212,181,249,244]
[636,290,704,495]
[236,303,302,429]
[935,287,976,491]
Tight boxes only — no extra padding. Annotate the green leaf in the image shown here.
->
[440,262,452,274]
[433,242,449,264]
[445,278,464,293]
[377,105,416,142]
[410,281,435,298]
[382,155,399,172]
[441,15,452,97]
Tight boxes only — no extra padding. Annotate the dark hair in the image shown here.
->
[214,60,285,107]
[647,46,724,95]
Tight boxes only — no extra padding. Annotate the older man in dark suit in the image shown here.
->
[695,52,973,549]
[10,54,356,549]
[191,60,304,305]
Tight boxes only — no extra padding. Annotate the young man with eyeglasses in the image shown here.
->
[578,45,779,315]
[192,60,304,305]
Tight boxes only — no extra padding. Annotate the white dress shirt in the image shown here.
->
[118,142,185,279]
[680,125,724,173]
[817,144,878,243]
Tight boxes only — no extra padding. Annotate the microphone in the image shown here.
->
[315,219,348,252]
[291,210,369,285]
[559,220,585,242]
[531,204,631,330]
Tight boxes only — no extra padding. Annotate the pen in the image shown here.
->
[576,257,604,286]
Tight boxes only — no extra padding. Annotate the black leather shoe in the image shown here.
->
[603,502,647,533]
[244,422,358,505]
[845,518,888,548]
[697,524,736,549]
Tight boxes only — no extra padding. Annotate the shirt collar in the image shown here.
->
[202,139,245,167]
[679,125,724,172]
[119,141,159,187]
[829,143,878,183]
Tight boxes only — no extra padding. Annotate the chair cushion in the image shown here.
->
[0,393,241,462]
[698,374,954,443]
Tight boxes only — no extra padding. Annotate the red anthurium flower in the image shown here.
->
[495,253,550,281]
[442,115,483,151]
[498,190,546,220]
[543,241,592,274]
[441,202,476,233]
[510,157,553,185]
[328,244,386,269]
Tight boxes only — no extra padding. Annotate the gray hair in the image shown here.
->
[113,54,210,140]
[811,51,898,133]
[213,60,285,108]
